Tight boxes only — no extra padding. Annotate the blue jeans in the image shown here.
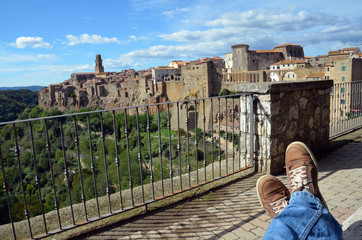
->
[263,191,342,240]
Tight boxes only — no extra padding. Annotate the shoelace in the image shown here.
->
[289,166,311,192]
[270,196,288,215]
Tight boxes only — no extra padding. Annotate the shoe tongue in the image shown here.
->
[287,159,310,171]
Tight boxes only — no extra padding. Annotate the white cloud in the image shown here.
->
[320,25,351,34]
[103,58,136,70]
[156,7,362,57]
[112,41,229,63]
[65,34,121,46]
[205,9,341,31]
[9,36,52,49]
[159,28,237,42]
[126,35,147,43]
[37,54,56,59]
[163,8,190,18]
[60,64,93,73]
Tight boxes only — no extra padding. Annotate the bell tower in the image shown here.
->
[95,54,104,74]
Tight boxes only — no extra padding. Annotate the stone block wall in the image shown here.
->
[235,80,333,174]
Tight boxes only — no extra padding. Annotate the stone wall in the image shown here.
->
[165,81,184,101]
[234,80,333,174]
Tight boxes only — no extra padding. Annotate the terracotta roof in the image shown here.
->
[304,56,314,59]
[155,66,175,69]
[328,51,351,56]
[314,55,328,58]
[170,60,188,65]
[342,47,359,51]
[256,50,282,53]
[274,43,300,48]
[307,72,325,78]
[49,84,63,87]
[271,59,307,65]
[271,61,282,66]
[231,44,249,48]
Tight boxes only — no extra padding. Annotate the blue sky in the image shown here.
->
[1,0,361,87]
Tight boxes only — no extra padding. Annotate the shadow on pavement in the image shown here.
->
[74,173,264,239]
[343,220,362,240]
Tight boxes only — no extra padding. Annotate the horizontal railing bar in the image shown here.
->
[0,94,253,126]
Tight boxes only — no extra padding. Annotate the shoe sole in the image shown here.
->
[285,141,328,210]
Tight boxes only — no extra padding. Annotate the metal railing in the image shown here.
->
[330,80,362,138]
[0,94,255,239]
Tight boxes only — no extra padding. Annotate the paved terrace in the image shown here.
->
[69,129,362,240]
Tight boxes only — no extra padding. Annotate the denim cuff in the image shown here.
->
[291,190,322,205]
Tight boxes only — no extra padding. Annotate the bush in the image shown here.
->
[219,89,230,96]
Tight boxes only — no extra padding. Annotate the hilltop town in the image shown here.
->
[38,43,362,111]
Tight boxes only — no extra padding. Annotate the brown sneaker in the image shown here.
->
[257,175,290,218]
[285,141,328,209]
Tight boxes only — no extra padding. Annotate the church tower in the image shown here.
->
[95,54,104,74]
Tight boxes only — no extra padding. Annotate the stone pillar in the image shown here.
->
[234,80,333,174]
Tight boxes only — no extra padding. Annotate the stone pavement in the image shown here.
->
[77,139,362,240]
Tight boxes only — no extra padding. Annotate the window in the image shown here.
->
[342,76,345,82]
[340,99,345,105]
[341,87,345,94]
[342,65,346,71]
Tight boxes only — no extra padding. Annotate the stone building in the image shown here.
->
[310,55,329,66]
[151,66,179,84]
[273,43,305,60]
[38,55,167,111]
[225,43,305,73]
[181,57,224,98]
[168,60,188,73]
[306,72,325,80]
[270,59,310,70]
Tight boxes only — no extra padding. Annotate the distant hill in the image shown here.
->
[0,89,38,123]
[0,85,46,91]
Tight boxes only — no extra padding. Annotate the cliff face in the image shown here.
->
[38,70,169,112]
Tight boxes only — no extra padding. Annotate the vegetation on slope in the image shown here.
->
[0,89,38,123]
[0,106,234,225]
